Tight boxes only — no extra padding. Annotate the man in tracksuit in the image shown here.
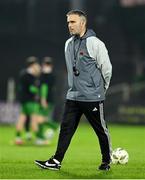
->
[15,57,41,144]
[35,10,112,171]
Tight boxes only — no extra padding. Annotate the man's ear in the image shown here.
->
[82,19,86,27]
[80,20,85,27]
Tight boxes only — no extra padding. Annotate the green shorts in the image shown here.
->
[21,102,40,116]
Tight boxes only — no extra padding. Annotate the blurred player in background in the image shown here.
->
[15,56,41,145]
[36,57,59,145]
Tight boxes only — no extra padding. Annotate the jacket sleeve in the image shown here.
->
[87,37,112,91]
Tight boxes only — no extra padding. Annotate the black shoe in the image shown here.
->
[98,162,110,171]
[35,156,61,170]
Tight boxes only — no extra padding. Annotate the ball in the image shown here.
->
[111,148,129,164]
[44,128,55,140]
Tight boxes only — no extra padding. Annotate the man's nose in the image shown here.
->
[68,24,71,29]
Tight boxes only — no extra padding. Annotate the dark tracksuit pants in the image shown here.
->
[54,99,111,163]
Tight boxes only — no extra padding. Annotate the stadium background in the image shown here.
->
[0,0,145,124]
[0,0,145,179]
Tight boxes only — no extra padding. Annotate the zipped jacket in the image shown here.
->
[65,29,112,102]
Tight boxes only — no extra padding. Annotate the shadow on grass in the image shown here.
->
[60,169,113,179]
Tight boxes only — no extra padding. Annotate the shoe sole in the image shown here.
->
[34,161,60,171]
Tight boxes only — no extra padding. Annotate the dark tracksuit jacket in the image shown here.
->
[54,29,112,163]
[40,72,55,103]
[18,69,39,103]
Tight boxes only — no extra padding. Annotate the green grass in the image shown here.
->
[0,123,145,179]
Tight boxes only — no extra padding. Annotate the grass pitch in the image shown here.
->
[0,123,145,179]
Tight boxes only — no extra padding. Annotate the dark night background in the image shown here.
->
[0,0,145,123]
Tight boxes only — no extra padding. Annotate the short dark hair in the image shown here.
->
[67,9,87,17]
[42,56,53,65]
[66,9,87,21]
[26,56,38,67]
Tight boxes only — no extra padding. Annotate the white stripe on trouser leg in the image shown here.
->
[99,102,112,154]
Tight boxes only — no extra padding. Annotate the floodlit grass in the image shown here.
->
[0,123,145,179]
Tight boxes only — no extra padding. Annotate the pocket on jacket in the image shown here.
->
[90,70,101,88]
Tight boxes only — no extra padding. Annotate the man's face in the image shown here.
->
[67,14,85,36]
[32,63,41,76]
[42,64,53,73]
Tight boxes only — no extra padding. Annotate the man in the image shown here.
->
[39,57,56,123]
[15,56,41,144]
[35,10,112,171]
[36,57,58,145]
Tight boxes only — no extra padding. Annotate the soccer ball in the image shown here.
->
[44,128,55,140]
[111,148,129,164]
